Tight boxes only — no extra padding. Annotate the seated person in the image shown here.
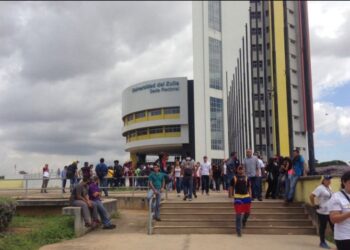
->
[89,176,116,229]
[70,177,99,228]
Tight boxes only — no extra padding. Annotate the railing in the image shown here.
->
[148,194,155,235]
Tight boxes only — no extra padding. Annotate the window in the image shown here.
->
[293,100,298,104]
[289,24,295,29]
[149,127,163,134]
[288,9,294,15]
[210,97,224,150]
[251,28,262,35]
[291,69,297,74]
[137,129,148,136]
[291,54,297,59]
[135,111,146,119]
[254,111,265,117]
[266,26,270,33]
[165,126,181,133]
[209,37,223,90]
[208,1,221,32]
[268,76,271,82]
[293,115,299,120]
[266,10,269,17]
[149,109,161,116]
[252,61,263,67]
[127,114,134,121]
[290,39,296,44]
[164,107,180,115]
[251,11,261,19]
[292,84,298,89]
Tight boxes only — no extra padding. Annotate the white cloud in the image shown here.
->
[314,102,350,136]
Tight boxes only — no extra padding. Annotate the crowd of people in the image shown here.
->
[37,151,350,249]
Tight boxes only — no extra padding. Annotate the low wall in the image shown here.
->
[112,196,147,210]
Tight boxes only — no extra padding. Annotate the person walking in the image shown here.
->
[66,161,79,193]
[221,159,228,191]
[174,160,182,197]
[212,164,221,192]
[226,152,240,190]
[242,149,260,200]
[310,175,334,249]
[113,160,123,187]
[231,165,252,237]
[61,166,68,193]
[200,156,211,195]
[181,153,195,201]
[329,171,350,250]
[41,164,50,193]
[95,158,109,197]
[147,163,165,221]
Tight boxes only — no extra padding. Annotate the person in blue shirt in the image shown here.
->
[95,158,109,197]
[286,149,305,203]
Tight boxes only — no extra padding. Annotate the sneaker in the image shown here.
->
[319,242,331,249]
[237,231,242,237]
[155,218,161,221]
[183,196,187,201]
[194,194,197,198]
[188,198,192,201]
[103,224,116,230]
[258,198,263,201]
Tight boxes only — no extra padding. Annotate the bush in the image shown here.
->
[0,198,17,231]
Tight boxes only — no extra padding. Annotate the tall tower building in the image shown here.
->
[192,1,250,163]
[228,1,314,166]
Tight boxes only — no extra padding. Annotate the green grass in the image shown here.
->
[0,215,75,250]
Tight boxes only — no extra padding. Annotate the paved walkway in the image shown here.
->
[40,209,336,250]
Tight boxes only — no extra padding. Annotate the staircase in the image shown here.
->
[153,200,316,235]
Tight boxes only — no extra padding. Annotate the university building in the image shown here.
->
[122,1,314,167]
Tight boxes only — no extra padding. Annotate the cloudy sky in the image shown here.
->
[0,1,349,176]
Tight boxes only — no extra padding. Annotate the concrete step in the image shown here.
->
[161,201,303,209]
[152,225,316,235]
[160,213,308,220]
[160,207,304,214]
[155,219,313,227]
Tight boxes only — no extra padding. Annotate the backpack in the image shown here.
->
[184,160,193,177]
[81,166,91,179]
[66,164,76,179]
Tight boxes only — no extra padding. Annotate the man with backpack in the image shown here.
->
[181,153,195,201]
[95,158,109,197]
[226,152,240,191]
[66,161,79,192]
[113,160,123,187]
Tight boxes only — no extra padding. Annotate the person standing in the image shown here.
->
[242,149,260,200]
[265,158,280,199]
[200,156,211,195]
[212,164,221,192]
[41,164,50,193]
[181,154,195,201]
[61,166,68,193]
[329,171,350,250]
[255,155,265,201]
[231,165,252,237]
[113,160,123,187]
[67,161,79,192]
[174,160,182,197]
[286,149,305,203]
[95,158,109,197]
[226,152,240,192]
[310,175,334,249]
[221,159,228,191]
[147,163,165,221]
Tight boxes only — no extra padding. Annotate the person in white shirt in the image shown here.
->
[329,171,350,250]
[200,156,212,195]
[41,164,50,193]
[309,175,334,249]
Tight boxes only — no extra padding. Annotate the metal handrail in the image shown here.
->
[148,194,155,235]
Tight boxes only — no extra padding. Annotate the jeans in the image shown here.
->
[249,177,262,199]
[286,175,299,201]
[71,200,98,224]
[175,177,182,193]
[236,213,250,233]
[183,177,193,199]
[318,213,334,244]
[201,175,210,194]
[214,177,221,191]
[99,177,109,196]
[275,174,286,198]
[222,175,228,190]
[70,177,77,192]
[147,189,161,219]
[93,200,112,226]
[62,179,67,192]
[41,177,49,193]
